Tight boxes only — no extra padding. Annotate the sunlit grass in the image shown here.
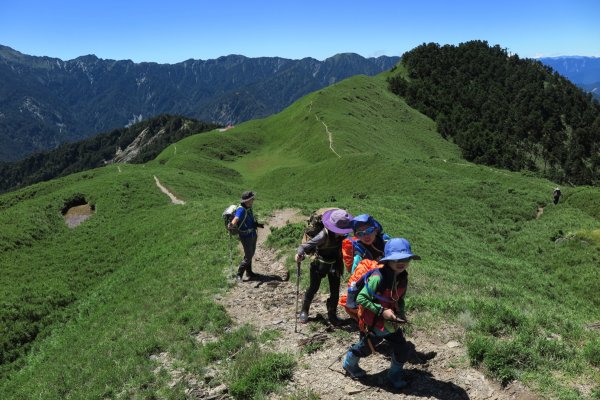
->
[1,71,599,399]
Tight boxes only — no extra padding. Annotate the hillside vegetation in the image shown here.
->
[0,114,219,194]
[1,70,599,399]
[389,41,600,186]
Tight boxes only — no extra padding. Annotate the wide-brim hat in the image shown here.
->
[351,214,383,232]
[380,238,421,261]
[322,208,354,234]
[240,191,255,203]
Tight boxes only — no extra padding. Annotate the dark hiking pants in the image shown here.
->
[237,235,257,277]
[350,329,411,362]
[302,261,341,310]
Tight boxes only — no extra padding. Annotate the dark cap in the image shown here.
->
[241,191,255,203]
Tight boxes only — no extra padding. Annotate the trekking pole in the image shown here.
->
[294,260,301,333]
[228,231,235,278]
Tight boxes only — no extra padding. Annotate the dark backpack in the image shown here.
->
[301,211,326,255]
[304,212,324,238]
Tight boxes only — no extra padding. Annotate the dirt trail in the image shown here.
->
[154,175,185,205]
[308,101,341,159]
[217,209,538,400]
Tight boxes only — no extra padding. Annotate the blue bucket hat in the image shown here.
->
[351,214,383,232]
[380,238,421,262]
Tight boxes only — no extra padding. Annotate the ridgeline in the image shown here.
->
[389,40,600,185]
[1,51,599,399]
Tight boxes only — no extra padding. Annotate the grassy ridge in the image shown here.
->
[1,71,599,399]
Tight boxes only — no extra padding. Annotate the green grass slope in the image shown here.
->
[1,72,599,399]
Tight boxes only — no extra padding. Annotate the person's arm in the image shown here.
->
[356,273,384,316]
[357,273,401,321]
[296,229,327,261]
[228,207,244,229]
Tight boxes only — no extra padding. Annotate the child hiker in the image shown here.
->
[343,238,421,390]
[342,214,389,273]
[295,208,353,325]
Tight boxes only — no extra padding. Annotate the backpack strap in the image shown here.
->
[236,205,251,233]
[350,238,367,257]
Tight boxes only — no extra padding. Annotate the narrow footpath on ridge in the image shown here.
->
[215,209,538,400]
[309,101,341,159]
[154,175,186,205]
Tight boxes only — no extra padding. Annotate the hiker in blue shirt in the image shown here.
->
[228,191,264,282]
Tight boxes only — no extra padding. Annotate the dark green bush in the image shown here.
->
[476,304,524,337]
[200,325,254,362]
[583,338,600,367]
[467,333,494,365]
[266,223,304,248]
[228,345,295,399]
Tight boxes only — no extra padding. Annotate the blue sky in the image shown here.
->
[1,0,598,63]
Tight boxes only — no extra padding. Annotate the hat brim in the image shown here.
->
[322,209,354,234]
[380,253,421,262]
[240,195,255,203]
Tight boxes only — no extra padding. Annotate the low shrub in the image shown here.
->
[200,325,255,362]
[228,344,296,399]
[583,338,600,367]
[266,223,304,249]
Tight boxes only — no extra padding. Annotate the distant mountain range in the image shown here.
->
[0,45,399,161]
[538,56,600,101]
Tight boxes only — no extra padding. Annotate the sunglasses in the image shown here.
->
[389,258,411,264]
[355,226,376,237]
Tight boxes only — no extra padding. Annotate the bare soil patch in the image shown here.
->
[63,204,94,228]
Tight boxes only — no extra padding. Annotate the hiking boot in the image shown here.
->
[299,311,309,324]
[327,301,341,326]
[343,351,366,379]
[388,354,407,389]
[328,311,341,326]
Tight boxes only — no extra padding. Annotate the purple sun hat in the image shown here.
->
[322,208,354,234]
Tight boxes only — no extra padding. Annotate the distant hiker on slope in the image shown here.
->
[295,208,353,325]
[342,214,389,274]
[228,191,264,282]
[553,187,562,205]
[342,238,420,390]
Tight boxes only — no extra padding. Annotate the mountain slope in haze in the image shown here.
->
[1,71,599,399]
[539,56,600,101]
[0,114,218,194]
[0,44,399,161]
[539,56,600,84]
[579,81,600,101]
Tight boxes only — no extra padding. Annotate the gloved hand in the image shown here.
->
[295,253,305,262]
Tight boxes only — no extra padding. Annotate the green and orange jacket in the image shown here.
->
[356,265,407,334]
